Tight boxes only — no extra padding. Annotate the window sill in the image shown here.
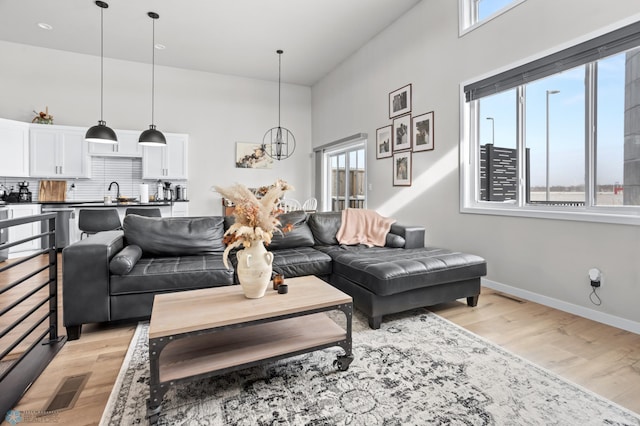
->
[460,203,640,226]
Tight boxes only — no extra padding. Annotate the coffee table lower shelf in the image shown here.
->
[159,312,347,382]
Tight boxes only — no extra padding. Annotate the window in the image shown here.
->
[313,134,367,212]
[461,21,640,225]
[459,0,526,35]
[326,145,366,212]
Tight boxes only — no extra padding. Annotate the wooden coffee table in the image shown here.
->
[146,275,353,423]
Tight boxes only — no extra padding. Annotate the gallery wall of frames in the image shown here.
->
[376,84,434,186]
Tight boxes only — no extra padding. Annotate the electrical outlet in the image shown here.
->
[589,268,602,288]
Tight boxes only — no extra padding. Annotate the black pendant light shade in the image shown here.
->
[139,124,166,145]
[86,120,117,142]
[139,11,166,146]
[263,49,295,160]
[86,0,117,144]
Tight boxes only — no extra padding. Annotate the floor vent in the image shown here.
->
[44,372,91,412]
[494,293,526,304]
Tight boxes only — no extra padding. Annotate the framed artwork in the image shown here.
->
[376,125,392,159]
[393,151,412,186]
[389,84,412,118]
[392,114,411,152]
[412,111,434,152]
[235,142,273,169]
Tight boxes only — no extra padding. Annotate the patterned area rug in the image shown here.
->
[100,309,640,425]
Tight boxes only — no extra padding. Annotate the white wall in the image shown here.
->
[0,41,312,215]
[312,0,640,327]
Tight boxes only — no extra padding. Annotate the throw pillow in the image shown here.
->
[385,233,406,248]
[109,245,143,275]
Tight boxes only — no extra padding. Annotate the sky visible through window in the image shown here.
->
[478,0,519,21]
[479,55,624,188]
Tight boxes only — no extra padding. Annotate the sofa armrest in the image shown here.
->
[390,223,425,249]
[62,231,124,327]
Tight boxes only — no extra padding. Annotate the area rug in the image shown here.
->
[100,309,640,425]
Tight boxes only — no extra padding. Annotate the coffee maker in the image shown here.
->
[18,181,32,203]
[163,182,174,201]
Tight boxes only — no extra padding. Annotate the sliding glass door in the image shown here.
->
[326,144,366,212]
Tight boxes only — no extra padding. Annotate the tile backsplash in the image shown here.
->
[1,157,186,202]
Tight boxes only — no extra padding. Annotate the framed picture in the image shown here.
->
[389,84,412,118]
[393,151,412,186]
[235,142,273,169]
[412,111,434,152]
[392,114,411,152]
[376,125,392,159]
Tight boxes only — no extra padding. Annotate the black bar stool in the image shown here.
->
[78,209,122,239]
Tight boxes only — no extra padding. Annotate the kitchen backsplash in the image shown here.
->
[1,157,187,202]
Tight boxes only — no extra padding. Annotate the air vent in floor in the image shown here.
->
[44,372,91,412]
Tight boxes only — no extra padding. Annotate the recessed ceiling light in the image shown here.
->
[37,22,53,30]
[154,43,166,50]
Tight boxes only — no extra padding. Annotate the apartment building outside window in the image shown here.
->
[461,21,640,225]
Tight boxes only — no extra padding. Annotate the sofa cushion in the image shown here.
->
[109,245,142,275]
[110,254,234,295]
[327,246,487,296]
[308,212,342,246]
[269,211,315,250]
[271,247,333,278]
[123,215,225,256]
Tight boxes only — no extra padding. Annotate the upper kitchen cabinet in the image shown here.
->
[0,118,30,177]
[30,124,90,178]
[142,133,188,179]
[89,129,142,157]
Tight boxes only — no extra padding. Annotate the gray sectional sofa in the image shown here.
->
[62,211,486,340]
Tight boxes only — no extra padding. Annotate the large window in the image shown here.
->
[462,21,640,225]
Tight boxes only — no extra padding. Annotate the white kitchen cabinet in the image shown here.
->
[7,204,41,256]
[89,129,142,157]
[171,202,189,217]
[30,124,90,178]
[0,118,30,177]
[142,133,188,179]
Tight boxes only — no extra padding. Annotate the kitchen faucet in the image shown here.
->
[108,181,120,199]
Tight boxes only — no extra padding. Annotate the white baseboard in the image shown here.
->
[481,278,640,335]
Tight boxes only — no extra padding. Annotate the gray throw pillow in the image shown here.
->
[385,233,406,248]
[109,245,142,275]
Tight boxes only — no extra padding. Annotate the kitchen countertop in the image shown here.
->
[1,200,188,206]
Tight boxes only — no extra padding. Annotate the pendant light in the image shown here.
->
[85,1,117,144]
[262,50,296,160]
[139,11,166,146]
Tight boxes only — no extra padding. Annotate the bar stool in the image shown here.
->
[125,207,162,217]
[78,209,122,239]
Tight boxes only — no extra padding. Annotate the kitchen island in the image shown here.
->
[37,200,189,247]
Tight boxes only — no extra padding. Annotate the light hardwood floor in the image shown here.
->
[2,254,639,425]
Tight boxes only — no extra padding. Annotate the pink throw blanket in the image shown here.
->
[336,208,396,247]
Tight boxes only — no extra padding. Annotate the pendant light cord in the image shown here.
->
[278,52,281,128]
[151,17,156,125]
[100,5,104,122]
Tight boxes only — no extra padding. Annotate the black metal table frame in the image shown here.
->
[147,302,353,424]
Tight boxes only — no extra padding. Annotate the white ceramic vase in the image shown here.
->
[236,240,274,299]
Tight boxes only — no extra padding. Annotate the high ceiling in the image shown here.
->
[0,0,421,86]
